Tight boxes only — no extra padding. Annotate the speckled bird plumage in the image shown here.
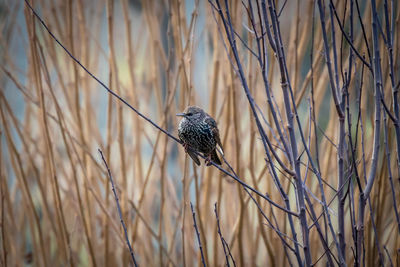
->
[177,106,223,166]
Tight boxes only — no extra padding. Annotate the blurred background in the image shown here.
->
[1,0,399,266]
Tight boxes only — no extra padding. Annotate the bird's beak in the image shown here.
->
[176,113,186,117]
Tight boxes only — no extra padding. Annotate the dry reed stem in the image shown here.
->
[1,0,399,266]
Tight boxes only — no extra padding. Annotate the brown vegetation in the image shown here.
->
[1,0,399,266]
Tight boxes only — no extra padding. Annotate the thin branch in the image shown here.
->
[329,0,373,72]
[98,149,138,267]
[214,203,236,267]
[190,202,206,267]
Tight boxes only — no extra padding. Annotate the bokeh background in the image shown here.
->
[1,0,399,266]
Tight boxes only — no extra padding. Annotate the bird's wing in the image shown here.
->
[179,132,201,165]
[205,117,223,153]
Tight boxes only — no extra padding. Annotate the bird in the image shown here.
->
[176,106,223,166]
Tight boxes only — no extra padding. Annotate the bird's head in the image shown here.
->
[176,106,205,120]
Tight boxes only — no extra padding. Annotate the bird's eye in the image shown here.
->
[186,112,193,116]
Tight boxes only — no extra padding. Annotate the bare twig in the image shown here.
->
[190,202,206,267]
[99,149,138,267]
[214,203,236,267]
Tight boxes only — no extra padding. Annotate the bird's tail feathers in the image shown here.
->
[211,149,222,165]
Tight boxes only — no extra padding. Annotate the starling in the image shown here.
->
[177,106,223,166]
